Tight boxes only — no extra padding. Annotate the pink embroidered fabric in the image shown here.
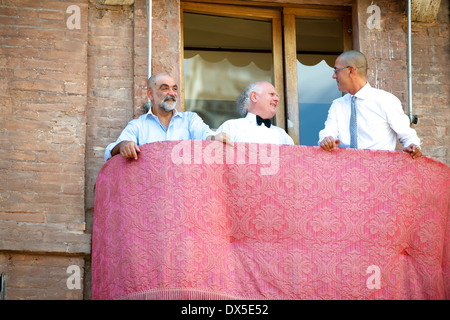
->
[92,141,450,300]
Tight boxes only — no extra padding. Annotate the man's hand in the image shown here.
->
[208,132,234,147]
[112,141,141,160]
[320,136,341,151]
[403,144,422,159]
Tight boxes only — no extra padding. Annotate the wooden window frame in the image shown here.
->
[180,2,352,139]
[181,2,286,129]
[283,6,353,144]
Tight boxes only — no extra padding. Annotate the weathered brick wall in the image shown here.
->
[1,0,90,299]
[0,253,84,300]
[133,0,150,116]
[357,1,409,102]
[410,0,449,163]
[85,1,134,232]
[1,0,88,226]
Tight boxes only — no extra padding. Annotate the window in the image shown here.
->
[182,3,283,130]
[284,7,352,145]
[183,13,273,129]
[181,2,352,142]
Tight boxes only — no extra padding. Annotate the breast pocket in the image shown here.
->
[170,128,191,141]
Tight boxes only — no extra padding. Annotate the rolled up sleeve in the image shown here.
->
[104,119,139,161]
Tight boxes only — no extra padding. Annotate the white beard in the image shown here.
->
[160,95,177,112]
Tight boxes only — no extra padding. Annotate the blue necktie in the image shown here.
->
[350,96,358,148]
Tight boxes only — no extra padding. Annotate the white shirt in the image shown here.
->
[216,112,294,145]
[318,83,421,150]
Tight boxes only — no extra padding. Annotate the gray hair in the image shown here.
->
[143,102,151,113]
[144,72,172,113]
[236,82,261,116]
[147,72,171,90]
[143,78,152,113]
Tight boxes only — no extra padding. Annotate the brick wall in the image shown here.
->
[0,253,84,299]
[0,0,90,299]
[133,0,150,116]
[85,1,134,233]
[410,0,449,163]
[1,0,88,226]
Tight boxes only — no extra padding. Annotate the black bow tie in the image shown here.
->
[256,115,271,128]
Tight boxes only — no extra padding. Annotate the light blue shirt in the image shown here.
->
[104,109,215,161]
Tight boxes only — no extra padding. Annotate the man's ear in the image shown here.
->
[147,88,153,100]
[250,91,257,102]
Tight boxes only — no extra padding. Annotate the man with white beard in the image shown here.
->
[104,73,230,161]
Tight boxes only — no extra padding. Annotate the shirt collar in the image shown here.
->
[353,82,371,100]
[245,112,258,125]
[146,106,182,119]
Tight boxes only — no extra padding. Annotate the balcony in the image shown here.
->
[92,141,449,299]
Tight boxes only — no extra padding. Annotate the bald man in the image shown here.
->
[215,81,294,145]
[318,50,422,159]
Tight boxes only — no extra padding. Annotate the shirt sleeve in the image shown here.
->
[384,96,421,148]
[286,135,295,145]
[318,101,340,145]
[280,129,295,145]
[215,120,237,142]
[104,119,140,162]
[215,121,228,135]
[187,112,215,140]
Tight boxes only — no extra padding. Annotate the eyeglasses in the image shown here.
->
[333,66,350,74]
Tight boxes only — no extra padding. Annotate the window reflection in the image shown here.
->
[295,17,343,146]
[184,51,272,129]
[297,58,342,146]
[183,13,273,129]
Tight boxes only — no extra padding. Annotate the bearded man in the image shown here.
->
[104,73,230,161]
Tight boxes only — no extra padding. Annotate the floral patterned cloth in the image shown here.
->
[92,141,449,300]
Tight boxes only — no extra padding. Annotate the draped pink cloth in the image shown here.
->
[92,141,450,300]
